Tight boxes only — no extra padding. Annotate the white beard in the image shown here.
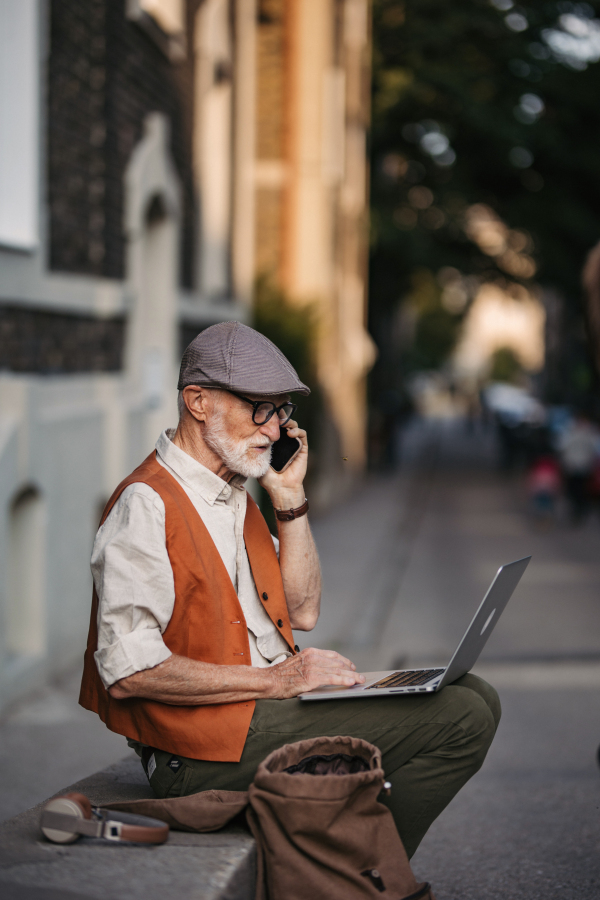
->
[203,410,273,478]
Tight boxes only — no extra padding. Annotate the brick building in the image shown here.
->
[0,0,372,711]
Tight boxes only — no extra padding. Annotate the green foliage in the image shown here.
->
[372,0,600,295]
[252,274,323,438]
[413,309,462,371]
[489,346,523,383]
[369,0,600,400]
[404,268,464,369]
[253,275,317,390]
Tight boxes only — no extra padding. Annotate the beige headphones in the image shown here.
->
[40,792,169,845]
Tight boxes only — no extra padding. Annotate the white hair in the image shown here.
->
[177,390,186,421]
[178,386,225,422]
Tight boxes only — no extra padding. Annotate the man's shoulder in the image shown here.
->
[92,482,167,556]
[120,481,164,502]
[104,482,166,523]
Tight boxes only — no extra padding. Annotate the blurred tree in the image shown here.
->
[370,0,600,404]
[403,268,464,370]
[489,346,524,383]
[254,275,317,391]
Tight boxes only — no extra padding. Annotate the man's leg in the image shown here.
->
[147,674,499,858]
[376,674,500,856]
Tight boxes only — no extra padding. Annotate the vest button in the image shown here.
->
[277,619,283,628]
[262,592,268,601]
[294,644,300,652]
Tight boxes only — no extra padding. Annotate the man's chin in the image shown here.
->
[233,449,272,479]
[235,464,271,479]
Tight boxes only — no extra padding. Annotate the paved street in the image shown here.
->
[1,416,600,898]
[309,417,600,900]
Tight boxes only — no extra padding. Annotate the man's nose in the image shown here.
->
[259,415,281,442]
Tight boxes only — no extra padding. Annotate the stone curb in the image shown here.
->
[0,754,255,900]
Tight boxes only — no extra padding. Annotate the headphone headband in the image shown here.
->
[40,793,169,845]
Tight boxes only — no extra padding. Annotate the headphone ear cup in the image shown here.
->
[40,794,90,844]
[61,792,93,819]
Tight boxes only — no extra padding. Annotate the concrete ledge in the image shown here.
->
[0,754,256,900]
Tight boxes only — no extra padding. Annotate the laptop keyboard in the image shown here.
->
[367,668,445,690]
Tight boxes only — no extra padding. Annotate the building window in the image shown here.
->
[6,487,46,661]
[126,0,186,61]
[0,304,126,374]
[0,0,39,250]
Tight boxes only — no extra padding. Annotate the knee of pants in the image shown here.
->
[483,682,501,731]
[454,673,502,732]
[454,685,499,768]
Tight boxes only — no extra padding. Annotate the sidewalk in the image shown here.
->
[0,756,254,900]
[0,668,127,825]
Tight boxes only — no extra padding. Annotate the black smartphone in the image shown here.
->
[270,427,302,473]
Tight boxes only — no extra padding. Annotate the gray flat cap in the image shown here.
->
[177,321,310,396]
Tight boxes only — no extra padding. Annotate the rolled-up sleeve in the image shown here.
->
[91,484,175,688]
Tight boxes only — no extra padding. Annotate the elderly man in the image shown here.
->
[80,322,499,858]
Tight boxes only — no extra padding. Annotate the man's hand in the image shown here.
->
[258,419,308,509]
[269,647,366,699]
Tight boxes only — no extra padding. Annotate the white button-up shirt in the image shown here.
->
[91,430,291,688]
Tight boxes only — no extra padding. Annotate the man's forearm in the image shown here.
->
[276,513,322,630]
[109,653,276,705]
[258,422,321,630]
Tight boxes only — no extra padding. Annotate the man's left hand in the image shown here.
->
[258,418,320,629]
[259,419,308,509]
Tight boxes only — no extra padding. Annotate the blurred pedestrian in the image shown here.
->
[496,414,525,471]
[527,454,561,524]
[556,413,600,523]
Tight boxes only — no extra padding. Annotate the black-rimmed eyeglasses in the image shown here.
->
[228,391,297,426]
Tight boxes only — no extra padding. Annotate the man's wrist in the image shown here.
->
[260,663,280,699]
[268,487,306,511]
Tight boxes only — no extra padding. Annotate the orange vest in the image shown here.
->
[79,452,295,761]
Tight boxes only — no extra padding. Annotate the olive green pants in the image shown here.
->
[145,674,500,858]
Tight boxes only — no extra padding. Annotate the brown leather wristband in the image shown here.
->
[274,498,309,522]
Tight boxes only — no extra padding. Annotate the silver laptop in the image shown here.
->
[300,556,531,701]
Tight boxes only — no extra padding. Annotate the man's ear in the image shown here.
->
[182,386,209,423]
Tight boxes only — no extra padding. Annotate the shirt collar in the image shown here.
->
[155,430,246,506]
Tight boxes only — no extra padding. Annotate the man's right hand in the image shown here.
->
[269,647,365,699]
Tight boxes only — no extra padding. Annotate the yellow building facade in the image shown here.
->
[253,0,375,500]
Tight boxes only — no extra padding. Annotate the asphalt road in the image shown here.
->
[1,415,599,899]
[309,417,600,900]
